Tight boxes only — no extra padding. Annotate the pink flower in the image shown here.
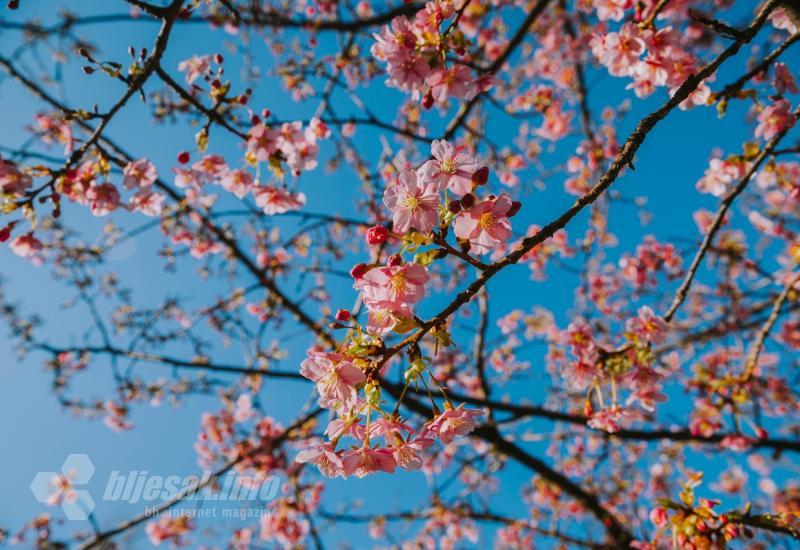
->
[86,183,121,216]
[418,139,478,195]
[146,516,194,546]
[534,103,573,141]
[295,442,345,478]
[755,99,796,141]
[423,404,485,444]
[177,55,211,85]
[192,154,228,181]
[253,185,306,215]
[122,158,157,190]
[689,399,722,437]
[46,472,77,506]
[10,233,43,258]
[342,445,397,478]
[769,8,798,34]
[649,507,669,528]
[0,160,32,196]
[720,434,754,452]
[129,190,165,216]
[33,113,73,154]
[307,117,331,140]
[591,23,645,77]
[300,350,366,408]
[453,193,514,254]
[220,169,254,199]
[595,0,632,21]
[392,437,434,470]
[356,261,429,315]
[587,407,629,433]
[696,157,748,197]
[773,63,798,95]
[246,123,279,161]
[383,170,440,233]
[426,64,475,103]
[371,17,417,61]
[625,306,668,344]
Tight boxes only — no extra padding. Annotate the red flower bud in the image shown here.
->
[507,201,522,217]
[214,54,224,64]
[422,91,434,110]
[447,199,462,214]
[0,225,12,242]
[366,225,388,245]
[250,115,261,125]
[471,166,489,186]
[262,108,271,118]
[387,254,403,267]
[350,262,369,279]
[335,309,351,322]
[177,151,191,164]
[460,193,475,209]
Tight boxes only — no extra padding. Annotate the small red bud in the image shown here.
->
[214,54,224,64]
[447,199,462,214]
[387,254,403,267]
[422,91,434,110]
[0,226,12,242]
[262,108,271,118]
[460,193,475,209]
[366,225,388,245]
[471,166,489,186]
[8,0,20,9]
[335,309,351,322]
[177,151,191,164]
[350,262,369,279]
[250,115,261,125]
[507,201,522,217]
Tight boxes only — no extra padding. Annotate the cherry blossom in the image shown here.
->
[383,170,440,233]
[453,193,515,254]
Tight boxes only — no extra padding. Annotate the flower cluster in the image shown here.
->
[371,2,489,107]
[294,139,512,478]
[591,21,711,108]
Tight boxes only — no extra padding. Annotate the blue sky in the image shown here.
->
[1,1,798,547]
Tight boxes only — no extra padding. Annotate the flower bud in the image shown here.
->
[387,254,403,267]
[507,201,522,217]
[335,309,351,322]
[471,166,489,186]
[422,91,434,110]
[460,193,475,209]
[177,151,191,164]
[649,507,668,528]
[350,262,369,279]
[447,199,461,214]
[366,225,388,245]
